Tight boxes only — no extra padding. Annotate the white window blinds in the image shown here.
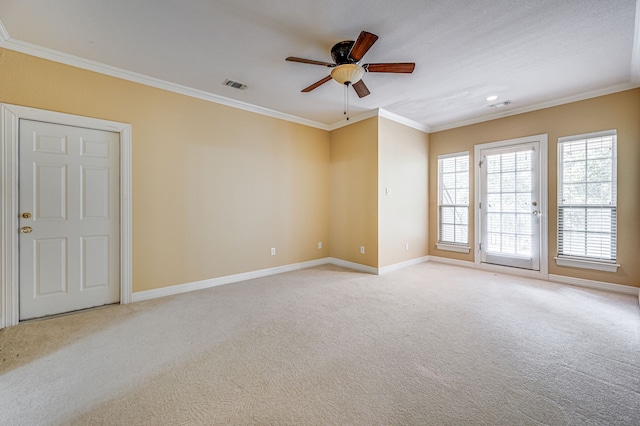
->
[557,130,617,262]
[438,152,469,245]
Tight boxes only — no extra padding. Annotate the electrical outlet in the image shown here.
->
[318,241,323,249]
[405,243,409,251]
[270,247,276,255]
[360,246,365,254]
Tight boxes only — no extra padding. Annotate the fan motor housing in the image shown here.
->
[331,40,356,64]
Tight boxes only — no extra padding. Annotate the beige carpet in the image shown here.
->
[1,262,639,425]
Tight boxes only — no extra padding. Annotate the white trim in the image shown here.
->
[474,134,549,275]
[438,151,469,160]
[427,256,474,268]
[378,109,431,133]
[558,129,617,143]
[328,257,379,275]
[632,0,640,83]
[435,243,471,253]
[2,23,637,135]
[432,255,549,280]
[1,106,19,329]
[548,274,638,296]
[378,256,429,275]
[430,82,639,133]
[326,109,379,131]
[0,104,133,329]
[133,256,435,303]
[132,258,331,302]
[0,19,9,42]
[554,257,620,273]
[0,35,434,134]
[0,37,330,131]
[429,256,638,296]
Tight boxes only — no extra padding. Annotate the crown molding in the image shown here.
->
[0,33,332,131]
[326,109,379,131]
[0,19,431,134]
[429,82,640,133]
[0,20,9,42]
[325,108,430,133]
[2,16,637,136]
[378,108,431,133]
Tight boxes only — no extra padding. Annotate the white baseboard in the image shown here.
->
[427,256,473,268]
[429,255,548,279]
[132,255,639,304]
[378,256,429,275]
[428,256,639,297]
[327,258,379,275]
[548,274,640,296]
[132,258,331,302]
[131,256,432,303]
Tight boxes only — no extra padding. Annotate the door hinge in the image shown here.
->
[479,160,484,168]
[479,201,482,209]
[479,243,482,251]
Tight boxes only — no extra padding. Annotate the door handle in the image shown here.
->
[20,226,33,234]
[532,210,539,216]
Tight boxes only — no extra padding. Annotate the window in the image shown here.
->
[437,152,469,252]
[556,130,618,271]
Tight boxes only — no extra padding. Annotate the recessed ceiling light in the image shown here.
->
[486,95,499,101]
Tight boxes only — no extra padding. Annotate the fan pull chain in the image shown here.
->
[343,83,347,118]
[345,82,350,121]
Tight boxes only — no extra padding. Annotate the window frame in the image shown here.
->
[437,151,470,253]
[555,130,619,272]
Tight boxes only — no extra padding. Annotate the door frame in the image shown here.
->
[1,103,133,329]
[473,134,549,277]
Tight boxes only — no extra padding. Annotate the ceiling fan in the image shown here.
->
[286,31,415,98]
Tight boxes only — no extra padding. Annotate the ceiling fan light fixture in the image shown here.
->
[331,64,365,85]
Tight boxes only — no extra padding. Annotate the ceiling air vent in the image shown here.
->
[223,79,248,90]
[488,100,512,109]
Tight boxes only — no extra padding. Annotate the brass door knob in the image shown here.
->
[22,212,32,219]
[20,226,33,234]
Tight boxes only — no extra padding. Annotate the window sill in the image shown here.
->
[554,257,619,272]
[436,243,471,254]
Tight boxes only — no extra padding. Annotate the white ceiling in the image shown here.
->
[1,0,638,131]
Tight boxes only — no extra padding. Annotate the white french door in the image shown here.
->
[476,135,547,271]
[19,119,120,320]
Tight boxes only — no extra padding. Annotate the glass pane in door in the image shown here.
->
[480,142,540,270]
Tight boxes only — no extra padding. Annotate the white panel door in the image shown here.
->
[478,141,541,270]
[19,120,120,320]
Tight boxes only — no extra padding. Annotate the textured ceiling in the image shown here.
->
[0,0,638,130]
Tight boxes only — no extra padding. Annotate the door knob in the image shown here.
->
[20,226,33,234]
[532,210,539,216]
[22,212,32,219]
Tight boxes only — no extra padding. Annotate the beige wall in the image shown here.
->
[378,117,429,267]
[429,89,640,287]
[0,48,330,292]
[329,117,379,266]
[2,47,637,290]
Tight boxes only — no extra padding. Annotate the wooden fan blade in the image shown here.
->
[348,31,378,62]
[352,80,370,98]
[365,63,415,73]
[286,57,335,67]
[302,75,333,92]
